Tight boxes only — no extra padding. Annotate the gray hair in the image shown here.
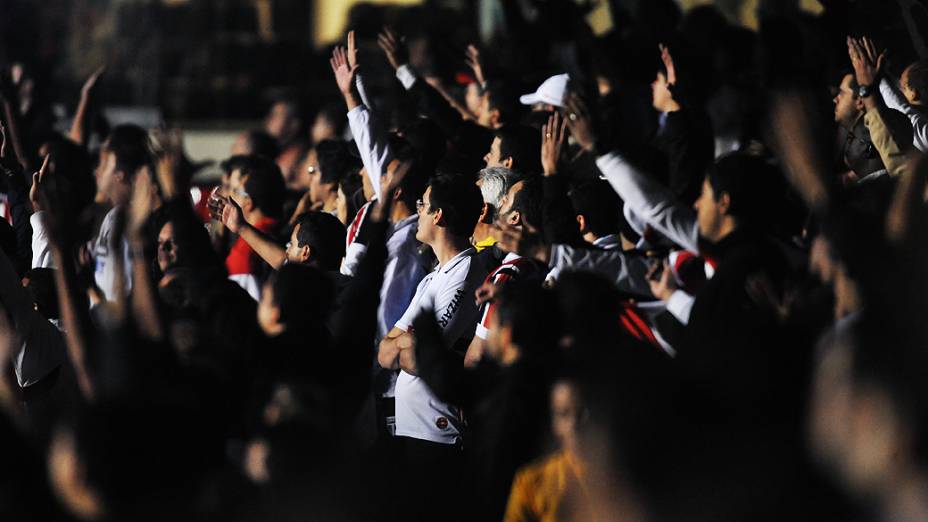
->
[478,167,520,220]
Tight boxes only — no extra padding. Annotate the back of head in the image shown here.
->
[495,124,542,176]
[106,124,151,179]
[237,154,287,220]
[706,152,785,229]
[44,135,96,216]
[389,136,433,212]
[510,178,544,229]
[569,180,622,237]
[316,139,361,186]
[479,167,521,218]
[486,80,520,127]
[495,281,559,358]
[243,129,280,159]
[427,173,484,238]
[402,117,447,167]
[294,211,346,271]
[270,264,335,332]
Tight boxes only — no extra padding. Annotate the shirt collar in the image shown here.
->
[440,247,475,274]
[592,234,620,249]
[501,252,521,264]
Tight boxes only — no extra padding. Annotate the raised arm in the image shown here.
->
[332,35,391,200]
[68,66,105,147]
[208,190,286,270]
[127,167,164,342]
[564,93,700,253]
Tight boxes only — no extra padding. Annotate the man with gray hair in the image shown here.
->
[474,166,521,250]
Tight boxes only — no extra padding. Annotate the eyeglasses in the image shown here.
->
[416,198,426,213]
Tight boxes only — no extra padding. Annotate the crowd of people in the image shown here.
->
[1,0,928,520]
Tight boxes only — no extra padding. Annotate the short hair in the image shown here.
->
[705,152,784,227]
[569,180,622,237]
[495,124,542,176]
[509,178,544,229]
[391,138,432,212]
[294,211,347,271]
[236,155,287,219]
[242,129,279,159]
[479,167,521,220]
[904,59,928,101]
[426,173,484,238]
[106,124,151,180]
[316,140,361,186]
[494,281,559,357]
[24,268,58,320]
[401,117,447,167]
[270,264,334,330]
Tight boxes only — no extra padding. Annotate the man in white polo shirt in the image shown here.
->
[377,173,486,521]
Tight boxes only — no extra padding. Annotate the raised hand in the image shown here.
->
[563,91,596,152]
[81,65,105,99]
[154,128,184,200]
[330,45,359,96]
[495,222,548,263]
[29,154,50,212]
[659,44,677,86]
[208,187,245,234]
[465,44,487,86]
[848,36,885,88]
[541,111,567,176]
[128,165,156,236]
[377,27,408,71]
[646,259,676,302]
[347,30,358,70]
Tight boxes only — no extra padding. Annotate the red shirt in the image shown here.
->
[226,217,279,276]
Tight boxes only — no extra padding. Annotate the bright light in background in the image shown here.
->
[313,0,423,48]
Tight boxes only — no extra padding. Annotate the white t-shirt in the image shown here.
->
[393,247,487,445]
[93,207,132,302]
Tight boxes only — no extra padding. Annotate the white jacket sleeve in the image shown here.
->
[548,244,653,296]
[880,77,928,152]
[347,105,393,201]
[30,211,54,269]
[596,152,700,254]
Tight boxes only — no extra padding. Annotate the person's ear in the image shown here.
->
[241,196,255,214]
[718,192,732,215]
[576,214,586,233]
[480,202,493,224]
[392,187,403,203]
[433,207,444,227]
[114,170,126,184]
[298,245,312,263]
[507,210,520,226]
[911,88,922,104]
[502,157,514,169]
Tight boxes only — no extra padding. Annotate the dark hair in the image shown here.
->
[494,124,542,176]
[391,138,432,212]
[270,264,335,330]
[106,124,151,180]
[569,180,622,237]
[24,268,58,320]
[485,80,520,126]
[509,178,544,229]
[294,211,346,271]
[494,281,559,357]
[401,117,447,167]
[705,152,784,228]
[315,103,348,139]
[426,173,484,238]
[242,129,280,159]
[316,140,361,186]
[234,155,287,219]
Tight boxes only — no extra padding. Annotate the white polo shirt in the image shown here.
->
[393,247,487,445]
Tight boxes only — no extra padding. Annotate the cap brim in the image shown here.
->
[519,93,542,105]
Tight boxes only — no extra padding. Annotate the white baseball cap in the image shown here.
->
[519,73,570,107]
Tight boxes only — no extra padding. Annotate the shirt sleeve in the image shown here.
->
[394,275,431,332]
[30,211,54,269]
[864,107,912,177]
[341,242,367,277]
[596,152,701,254]
[880,77,928,153]
[548,244,653,296]
[665,290,695,324]
[347,105,392,201]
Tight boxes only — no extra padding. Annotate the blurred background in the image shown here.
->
[0,0,912,163]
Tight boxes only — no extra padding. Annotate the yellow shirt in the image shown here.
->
[503,450,594,522]
[474,236,497,252]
